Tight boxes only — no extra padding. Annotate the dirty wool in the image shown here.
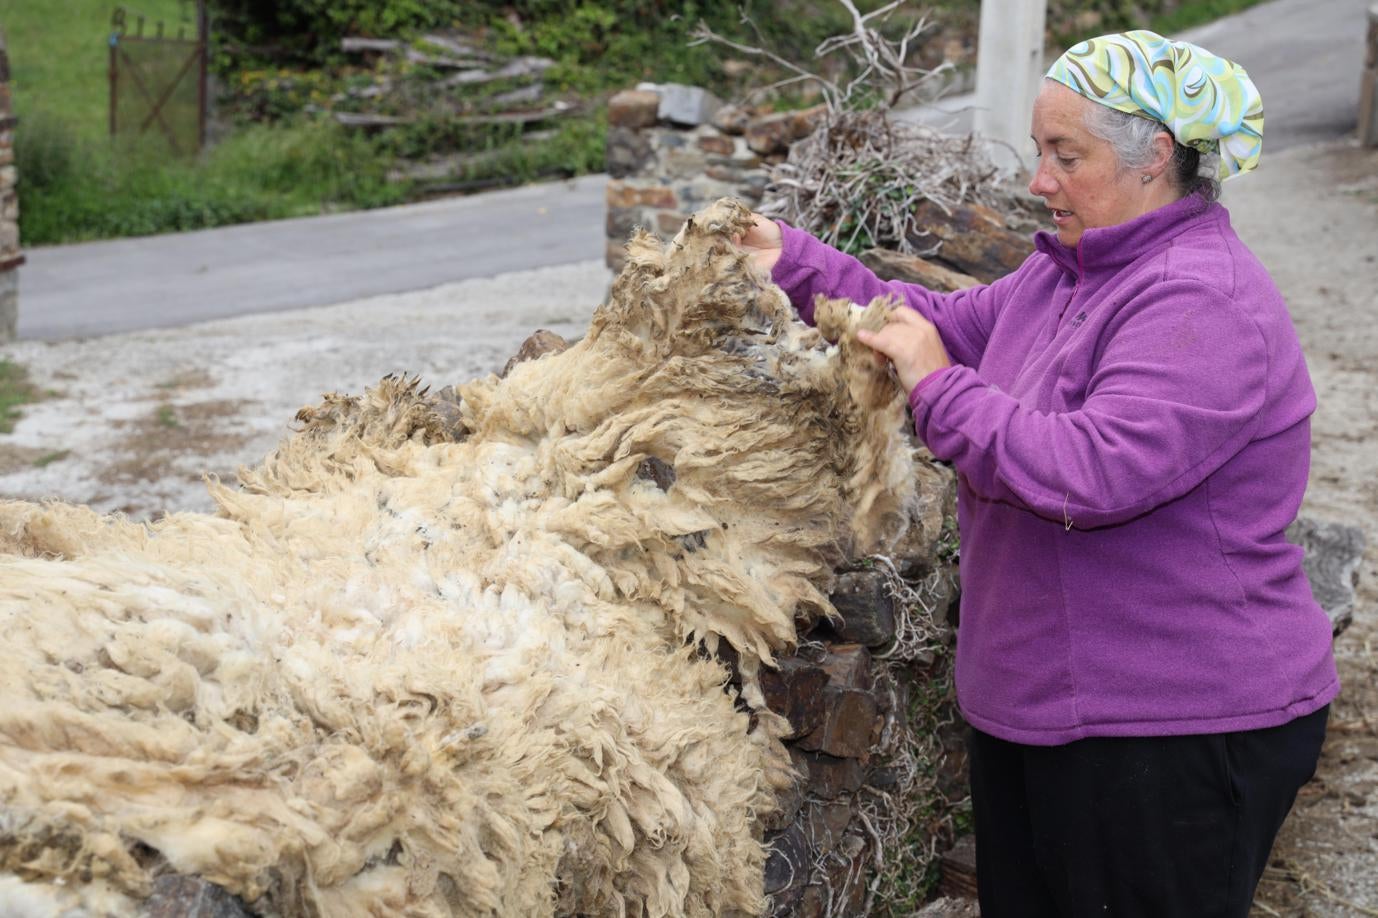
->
[0,201,919,916]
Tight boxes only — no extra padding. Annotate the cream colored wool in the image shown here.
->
[0,200,919,916]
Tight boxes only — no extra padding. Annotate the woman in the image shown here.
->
[739,31,1338,917]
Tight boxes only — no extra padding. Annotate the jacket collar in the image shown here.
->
[1033,192,1217,280]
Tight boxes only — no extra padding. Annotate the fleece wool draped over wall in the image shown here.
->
[0,201,920,916]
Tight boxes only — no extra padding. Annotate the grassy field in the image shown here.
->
[0,0,189,139]
[1,0,406,245]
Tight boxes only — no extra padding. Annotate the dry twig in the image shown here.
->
[694,2,1020,256]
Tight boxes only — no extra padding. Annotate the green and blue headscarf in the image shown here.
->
[1045,30,1263,180]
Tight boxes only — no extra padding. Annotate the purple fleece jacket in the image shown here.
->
[773,193,1339,745]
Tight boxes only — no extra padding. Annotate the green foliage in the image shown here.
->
[460,111,607,186]
[470,0,875,95]
[231,67,338,121]
[937,514,960,565]
[34,450,72,468]
[16,116,405,245]
[0,359,42,435]
[209,0,463,68]
[1147,0,1273,35]
[1043,0,1274,47]
[0,0,188,140]
[872,637,967,914]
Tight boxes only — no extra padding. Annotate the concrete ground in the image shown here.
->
[17,174,605,340]
[0,260,610,514]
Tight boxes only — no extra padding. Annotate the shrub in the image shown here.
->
[13,112,83,195]
[210,0,464,67]
[17,119,405,245]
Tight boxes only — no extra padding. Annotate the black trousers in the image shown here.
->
[968,706,1328,918]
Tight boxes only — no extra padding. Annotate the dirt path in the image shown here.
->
[1226,140,1378,916]
[0,260,608,515]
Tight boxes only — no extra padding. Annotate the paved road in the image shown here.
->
[18,175,606,340]
[14,0,1370,341]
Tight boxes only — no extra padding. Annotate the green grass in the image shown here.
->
[17,115,406,245]
[33,449,71,468]
[0,358,41,434]
[1149,0,1274,36]
[4,0,404,245]
[155,404,178,428]
[0,0,189,141]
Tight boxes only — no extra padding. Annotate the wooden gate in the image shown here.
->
[108,1,208,154]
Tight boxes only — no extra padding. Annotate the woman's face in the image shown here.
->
[1027,81,1173,247]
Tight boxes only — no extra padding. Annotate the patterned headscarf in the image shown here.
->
[1045,30,1263,180]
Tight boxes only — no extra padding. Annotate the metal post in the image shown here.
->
[973,0,1049,174]
[108,36,118,138]
[197,0,208,151]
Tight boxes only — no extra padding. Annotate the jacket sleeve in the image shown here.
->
[909,279,1271,529]
[770,221,1012,368]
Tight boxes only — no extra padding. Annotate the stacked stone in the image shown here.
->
[604,84,824,273]
[0,31,21,343]
[756,583,907,917]
[753,464,960,917]
[502,329,966,914]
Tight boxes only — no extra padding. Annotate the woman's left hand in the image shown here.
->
[855,307,953,394]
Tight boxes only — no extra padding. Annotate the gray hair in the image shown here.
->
[1081,100,1221,201]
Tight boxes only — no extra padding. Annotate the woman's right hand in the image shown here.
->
[735,214,783,274]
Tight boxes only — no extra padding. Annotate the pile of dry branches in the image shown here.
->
[694,0,1022,256]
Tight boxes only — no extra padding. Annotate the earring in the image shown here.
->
[1141,174,1153,184]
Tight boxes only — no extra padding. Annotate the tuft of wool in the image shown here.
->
[0,200,919,916]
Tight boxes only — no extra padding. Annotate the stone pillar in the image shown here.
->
[1360,4,1378,148]
[0,30,22,342]
[972,0,1048,174]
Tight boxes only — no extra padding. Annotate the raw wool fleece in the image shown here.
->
[0,200,920,916]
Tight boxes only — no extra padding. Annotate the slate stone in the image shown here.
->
[605,126,655,178]
[760,657,830,739]
[499,329,568,378]
[800,750,864,799]
[141,876,254,918]
[1288,515,1365,636]
[798,687,880,760]
[763,822,810,895]
[818,643,871,691]
[657,83,723,126]
[607,88,660,128]
[829,570,897,647]
[803,800,853,855]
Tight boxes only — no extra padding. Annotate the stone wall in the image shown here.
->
[604,90,972,915]
[603,85,823,274]
[0,31,21,342]
[752,462,964,917]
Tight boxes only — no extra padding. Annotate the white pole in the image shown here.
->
[973,0,1049,175]
[1360,3,1378,148]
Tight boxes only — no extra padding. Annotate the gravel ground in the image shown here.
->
[0,139,1375,915]
[0,260,610,515]
[1226,140,1378,917]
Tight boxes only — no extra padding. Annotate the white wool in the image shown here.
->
[0,200,919,915]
